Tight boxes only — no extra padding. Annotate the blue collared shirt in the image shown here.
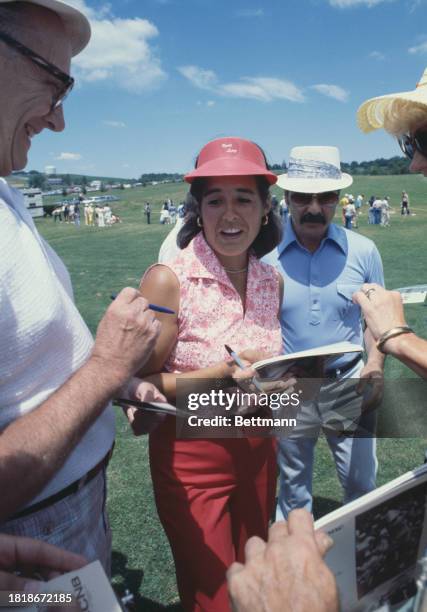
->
[263,222,384,365]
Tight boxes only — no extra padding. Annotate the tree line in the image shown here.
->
[21,155,412,191]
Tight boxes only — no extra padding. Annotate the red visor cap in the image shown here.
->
[184,137,277,185]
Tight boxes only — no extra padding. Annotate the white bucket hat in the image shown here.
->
[357,67,427,133]
[277,146,353,193]
[0,0,91,55]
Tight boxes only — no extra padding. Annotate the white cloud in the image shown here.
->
[221,77,305,102]
[56,152,82,161]
[329,0,391,6]
[312,84,349,102]
[409,40,427,54]
[178,65,218,90]
[369,50,385,60]
[207,100,216,107]
[68,0,166,92]
[103,120,127,128]
[235,8,264,17]
[179,66,305,103]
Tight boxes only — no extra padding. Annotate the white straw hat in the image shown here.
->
[277,146,353,193]
[357,67,427,133]
[0,0,91,55]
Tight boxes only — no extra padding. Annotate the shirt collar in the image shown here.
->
[278,221,347,257]
[186,233,273,286]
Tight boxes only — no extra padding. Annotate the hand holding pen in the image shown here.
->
[92,288,161,383]
[224,346,298,397]
[224,345,264,392]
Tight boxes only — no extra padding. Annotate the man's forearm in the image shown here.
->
[0,287,160,520]
[0,357,124,521]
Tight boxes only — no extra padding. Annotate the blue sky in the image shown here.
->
[29,0,427,178]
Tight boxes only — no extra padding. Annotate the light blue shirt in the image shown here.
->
[263,221,384,367]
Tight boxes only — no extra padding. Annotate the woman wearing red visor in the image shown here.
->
[133,137,286,611]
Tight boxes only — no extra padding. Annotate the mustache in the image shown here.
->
[301,213,326,225]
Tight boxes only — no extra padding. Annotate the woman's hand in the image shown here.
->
[352,284,407,340]
[227,351,298,415]
[228,349,270,398]
[257,374,298,395]
[120,378,168,435]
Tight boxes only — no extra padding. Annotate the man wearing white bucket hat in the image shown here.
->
[353,67,427,378]
[264,146,386,519]
[0,0,161,568]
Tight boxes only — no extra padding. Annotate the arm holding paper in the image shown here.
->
[353,284,427,379]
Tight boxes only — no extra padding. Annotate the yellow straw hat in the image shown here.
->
[357,67,427,133]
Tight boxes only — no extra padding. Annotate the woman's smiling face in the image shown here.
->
[199,175,270,264]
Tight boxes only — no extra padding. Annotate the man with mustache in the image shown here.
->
[264,146,385,519]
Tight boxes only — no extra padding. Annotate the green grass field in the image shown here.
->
[37,174,427,610]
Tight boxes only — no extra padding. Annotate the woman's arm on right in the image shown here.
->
[382,333,427,378]
[353,285,427,378]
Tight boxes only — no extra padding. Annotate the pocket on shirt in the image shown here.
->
[332,283,362,320]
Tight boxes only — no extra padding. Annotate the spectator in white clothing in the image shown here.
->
[0,0,162,571]
[372,197,382,224]
[380,197,391,227]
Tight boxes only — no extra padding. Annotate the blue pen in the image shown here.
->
[224,344,264,392]
[110,293,175,315]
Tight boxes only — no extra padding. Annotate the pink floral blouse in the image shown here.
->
[156,232,283,373]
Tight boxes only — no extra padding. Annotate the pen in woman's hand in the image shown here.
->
[110,293,175,315]
[224,344,263,392]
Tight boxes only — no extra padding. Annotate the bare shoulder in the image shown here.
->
[140,264,180,314]
[141,264,179,292]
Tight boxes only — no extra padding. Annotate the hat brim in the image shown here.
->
[276,173,353,193]
[357,88,427,134]
[0,0,91,55]
[185,158,277,185]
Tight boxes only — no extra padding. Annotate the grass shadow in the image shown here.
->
[112,550,183,611]
[111,550,144,606]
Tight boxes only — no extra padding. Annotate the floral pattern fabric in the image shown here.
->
[158,232,283,372]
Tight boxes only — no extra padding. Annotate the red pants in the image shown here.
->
[149,420,276,612]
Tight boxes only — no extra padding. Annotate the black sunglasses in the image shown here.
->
[0,30,74,111]
[289,191,340,208]
[398,130,427,160]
